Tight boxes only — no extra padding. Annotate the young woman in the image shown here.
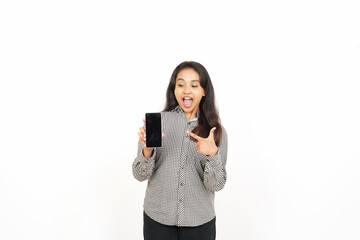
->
[132,61,228,240]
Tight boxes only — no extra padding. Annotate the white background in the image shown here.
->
[1,0,360,239]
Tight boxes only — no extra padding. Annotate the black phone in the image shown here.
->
[145,113,162,148]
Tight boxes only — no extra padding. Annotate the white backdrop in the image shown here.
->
[1,0,360,239]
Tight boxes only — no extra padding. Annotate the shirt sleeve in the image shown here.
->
[203,127,228,192]
[132,140,157,182]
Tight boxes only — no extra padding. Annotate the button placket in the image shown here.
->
[177,124,192,226]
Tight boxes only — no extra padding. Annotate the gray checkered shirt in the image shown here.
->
[132,106,228,227]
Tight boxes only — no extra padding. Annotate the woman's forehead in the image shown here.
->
[177,68,200,81]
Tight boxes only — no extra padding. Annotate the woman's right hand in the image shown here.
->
[138,119,165,158]
[138,119,154,158]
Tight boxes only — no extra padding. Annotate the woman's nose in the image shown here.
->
[184,85,191,93]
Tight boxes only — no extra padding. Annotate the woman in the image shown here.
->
[132,61,228,240]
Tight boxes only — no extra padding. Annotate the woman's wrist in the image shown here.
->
[207,147,218,157]
[143,148,154,159]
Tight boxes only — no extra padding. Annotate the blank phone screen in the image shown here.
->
[145,113,162,148]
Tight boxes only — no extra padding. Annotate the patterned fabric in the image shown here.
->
[132,106,228,227]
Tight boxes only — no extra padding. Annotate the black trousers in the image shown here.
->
[143,211,216,240]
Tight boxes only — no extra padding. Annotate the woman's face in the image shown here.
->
[174,68,205,119]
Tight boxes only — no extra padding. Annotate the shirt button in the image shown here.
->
[180,182,184,186]
[179,199,182,203]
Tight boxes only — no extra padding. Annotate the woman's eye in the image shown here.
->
[178,84,184,87]
[192,85,198,88]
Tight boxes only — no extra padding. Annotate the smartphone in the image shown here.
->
[145,113,162,148]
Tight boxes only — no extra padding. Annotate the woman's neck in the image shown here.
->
[185,108,199,121]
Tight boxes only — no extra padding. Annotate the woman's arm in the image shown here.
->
[132,121,157,182]
[203,127,228,192]
[132,141,156,182]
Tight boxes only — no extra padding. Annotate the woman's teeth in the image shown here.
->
[183,97,193,108]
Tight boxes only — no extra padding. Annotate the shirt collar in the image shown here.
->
[172,105,200,122]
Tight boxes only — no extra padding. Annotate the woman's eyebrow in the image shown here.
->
[177,78,200,82]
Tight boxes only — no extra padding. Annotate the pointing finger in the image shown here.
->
[187,131,202,141]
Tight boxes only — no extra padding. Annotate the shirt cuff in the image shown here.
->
[205,149,222,167]
[139,146,157,163]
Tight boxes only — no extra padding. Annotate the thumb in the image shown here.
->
[208,127,216,139]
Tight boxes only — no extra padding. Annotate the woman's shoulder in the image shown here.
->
[161,110,179,121]
[219,124,227,141]
[220,124,227,133]
[161,106,181,117]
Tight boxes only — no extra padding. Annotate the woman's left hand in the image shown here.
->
[187,127,218,156]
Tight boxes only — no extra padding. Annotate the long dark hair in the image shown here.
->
[163,61,223,146]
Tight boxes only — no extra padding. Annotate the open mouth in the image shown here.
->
[183,97,193,108]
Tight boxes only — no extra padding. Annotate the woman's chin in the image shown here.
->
[181,104,192,111]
